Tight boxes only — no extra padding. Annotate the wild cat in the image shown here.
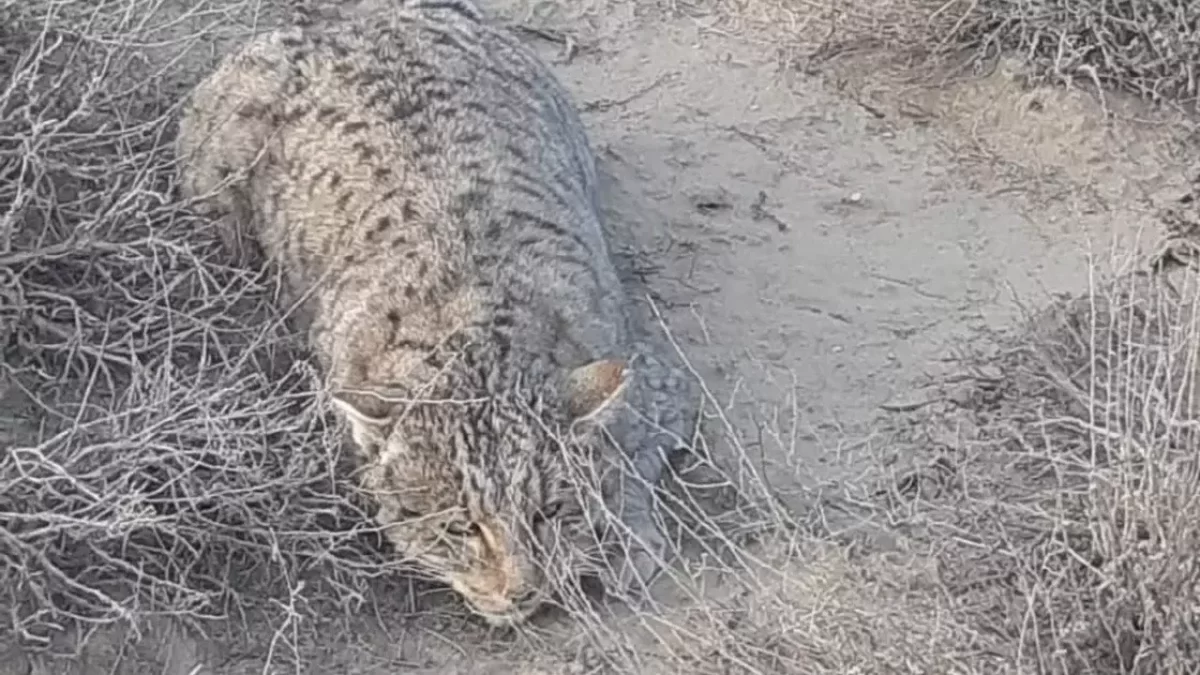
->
[175,0,695,625]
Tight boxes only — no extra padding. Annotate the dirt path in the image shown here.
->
[515,0,1177,488]
[29,0,1193,673]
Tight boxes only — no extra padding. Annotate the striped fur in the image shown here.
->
[176,0,694,625]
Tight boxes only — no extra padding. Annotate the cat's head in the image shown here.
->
[333,358,628,625]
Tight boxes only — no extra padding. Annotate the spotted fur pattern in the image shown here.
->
[176,0,695,624]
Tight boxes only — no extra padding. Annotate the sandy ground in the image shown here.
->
[12,0,1198,672]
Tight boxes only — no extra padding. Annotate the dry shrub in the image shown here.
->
[0,0,410,644]
[941,0,1200,112]
[884,254,1200,674]
[717,0,1200,115]
[709,0,971,59]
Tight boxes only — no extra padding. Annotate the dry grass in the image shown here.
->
[0,0,398,640]
[707,0,969,65]
[793,0,1200,114]
[874,252,1200,674]
[648,237,1200,675]
[715,0,1200,115]
[5,0,1200,673]
[941,0,1200,113]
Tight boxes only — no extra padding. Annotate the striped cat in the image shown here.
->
[175,0,694,625]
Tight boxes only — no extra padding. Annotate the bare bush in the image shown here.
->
[881,250,1200,674]
[941,0,1200,112]
[718,0,1200,115]
[0,0,414,649]
[709,0,969,62]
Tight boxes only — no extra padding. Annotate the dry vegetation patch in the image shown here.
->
[0,0,399,642]
[943,0,1200,113]
[878,244,1200,674]
[727,0,1200,115]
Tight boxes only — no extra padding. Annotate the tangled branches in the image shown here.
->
[0,0,399,646]
[954,0,1200,112]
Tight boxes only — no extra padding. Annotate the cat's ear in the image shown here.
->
[331,390,393,446]
[566,358,629,424]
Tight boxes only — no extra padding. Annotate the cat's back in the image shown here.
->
[180,2,607,284]
[178,0,630,383]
